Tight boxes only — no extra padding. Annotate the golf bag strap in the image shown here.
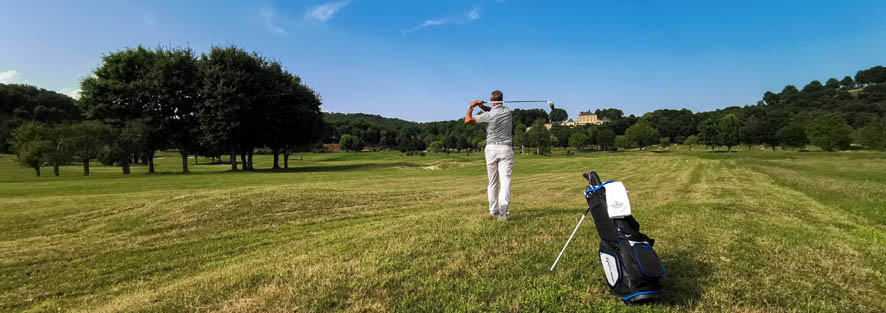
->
[584,180,616,197]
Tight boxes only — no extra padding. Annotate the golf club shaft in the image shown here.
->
[487,100,548,103]
[550,213,587,271]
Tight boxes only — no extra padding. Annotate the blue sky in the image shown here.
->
[2,1,885,122]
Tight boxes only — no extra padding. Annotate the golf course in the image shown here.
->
[2,149,883,312]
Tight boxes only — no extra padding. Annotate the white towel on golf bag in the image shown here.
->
[604,182,631,218]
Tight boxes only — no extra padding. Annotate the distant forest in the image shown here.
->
[2,60,886,175]
[326,65,886,153]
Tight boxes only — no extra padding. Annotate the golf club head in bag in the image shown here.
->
[583,171,666,304]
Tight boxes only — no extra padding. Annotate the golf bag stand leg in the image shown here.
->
[550,207,591,271]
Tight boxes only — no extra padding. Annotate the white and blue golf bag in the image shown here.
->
[583,171,666,304]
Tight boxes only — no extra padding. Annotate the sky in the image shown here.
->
[2,0,886,122]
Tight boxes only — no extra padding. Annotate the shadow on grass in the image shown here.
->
[251,162,420,173]
[659,252,711,307]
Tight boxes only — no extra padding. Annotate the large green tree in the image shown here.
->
[258,61,321,169]
[624,122,659,150]
[717,114,741,152]
[840,76,855,89]
[596,128,616,151]
[855,65,886,84]
[549,124,572,147]
[684,135,699,151]
[45,125,74,176]
[10,122,51,176]
[568,132,588,152]
[549,108,568,123]
[69,121,114,176]
[805,113,852,151]
[853,121,886,150]
[741,115,764,151]
[640,109,697,143]
[526,120,552,155]
[339,134,363,153]
[110,121,151,174]
[198,46,266,170]
[79,46,161,172]
[513,122,527,155]
[512,108,549,127]
[697,119,719,151]
[775,125,807,149]
[151,47,202,173]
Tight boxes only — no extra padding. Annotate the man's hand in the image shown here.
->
[472,100,492,112]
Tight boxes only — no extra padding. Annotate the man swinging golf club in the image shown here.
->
[465,90,514,222]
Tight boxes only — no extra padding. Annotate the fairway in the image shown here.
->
[1,151,884,312]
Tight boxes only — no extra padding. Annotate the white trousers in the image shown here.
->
[485,144,514,214]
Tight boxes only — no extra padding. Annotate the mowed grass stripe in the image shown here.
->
[1,151,884,312]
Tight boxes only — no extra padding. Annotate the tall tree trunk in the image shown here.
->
[240,151,247,171]
[34,165,40,177]
[180,150,189,173]
[247,149,254,170]
[272,148,280,169]
[83,158,90,176]
[146,150,155,173]
[195,155,198,165]
[53,163,59,176]
[230,147,238,171]
[284,152,289,169]
[121,158,130,175]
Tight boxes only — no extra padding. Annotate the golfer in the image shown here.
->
[465,90,514,222]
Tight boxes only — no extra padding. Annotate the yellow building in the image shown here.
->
[532,110,609,131]
[577,111,604,125]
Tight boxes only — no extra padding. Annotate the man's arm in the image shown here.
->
[465,100,484,125]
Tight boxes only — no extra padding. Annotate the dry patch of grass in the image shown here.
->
[1,151,884,312]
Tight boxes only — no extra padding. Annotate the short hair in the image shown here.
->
[491,90,503,102]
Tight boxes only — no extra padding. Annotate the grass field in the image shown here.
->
[1,149,884,312]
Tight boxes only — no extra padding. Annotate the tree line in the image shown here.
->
[0,84,81,153]
[324,65,886,154]
[6,45,324,176]
[5,60,886,175]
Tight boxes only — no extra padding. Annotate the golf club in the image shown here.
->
[482,100,555,111]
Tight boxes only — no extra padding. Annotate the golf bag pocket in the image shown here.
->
[598,249,621,288]
[631,242,665,278]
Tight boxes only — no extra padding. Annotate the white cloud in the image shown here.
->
[260,6,285,35]
[0,70,19,84]
[466,8,481,21]
[402,19,449,34]
[305,1,350,22]
[402,8,482,35]
[58,87,81,100]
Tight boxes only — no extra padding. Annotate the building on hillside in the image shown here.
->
[577,110,606,125]
[524,111,610,132]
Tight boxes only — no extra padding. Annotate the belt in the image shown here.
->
[487,141,512,146]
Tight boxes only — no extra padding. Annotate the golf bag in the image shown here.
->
[583,171,665,304]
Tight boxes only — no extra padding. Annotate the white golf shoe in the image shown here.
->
[497,205,509,222]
